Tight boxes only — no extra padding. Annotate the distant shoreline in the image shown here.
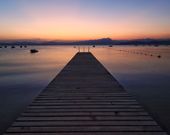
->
[0,38,170,46]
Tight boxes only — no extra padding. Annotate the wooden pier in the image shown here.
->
[4,52,167,135]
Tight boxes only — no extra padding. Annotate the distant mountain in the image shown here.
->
[0,38,170,46]
[73,38,113,45]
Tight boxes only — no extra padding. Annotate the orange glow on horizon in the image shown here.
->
[0,33,170,41]
[1,16,170,40]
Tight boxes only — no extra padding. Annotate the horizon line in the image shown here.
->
[1,37,170,42]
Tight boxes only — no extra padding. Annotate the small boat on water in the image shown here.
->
[30,49,39,53]
[93,45,95,47]
[11,46,15,48]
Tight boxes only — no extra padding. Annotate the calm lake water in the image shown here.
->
[0,45,170,134]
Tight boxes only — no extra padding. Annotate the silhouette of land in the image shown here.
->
[0,38,170,46]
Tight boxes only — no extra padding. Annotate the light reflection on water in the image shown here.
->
[0,45,170,133]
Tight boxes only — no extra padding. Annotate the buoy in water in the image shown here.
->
[157,55,161,58]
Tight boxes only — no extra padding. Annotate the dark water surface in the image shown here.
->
[0,45,170,134]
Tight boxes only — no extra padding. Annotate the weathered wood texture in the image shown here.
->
[4,52,167,135]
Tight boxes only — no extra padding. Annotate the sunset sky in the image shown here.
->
[0,0,170,40]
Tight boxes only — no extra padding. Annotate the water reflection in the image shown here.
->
[0,45,170,133]
[92,46,170,133]
[0,46,77,133]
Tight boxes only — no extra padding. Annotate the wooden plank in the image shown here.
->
[25,109,145,113]
[7,126,163,132]
[4,132,168,135]
[39,93,128,95]
[3,52,167,135]
[37,94,132,99]
[34,97,135,100]
[32,102,139,105]
[34,99,137,102]
[12,121,158,126]
[27,105,142,109]
[21,111,149,117]
[16,116,153,121]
